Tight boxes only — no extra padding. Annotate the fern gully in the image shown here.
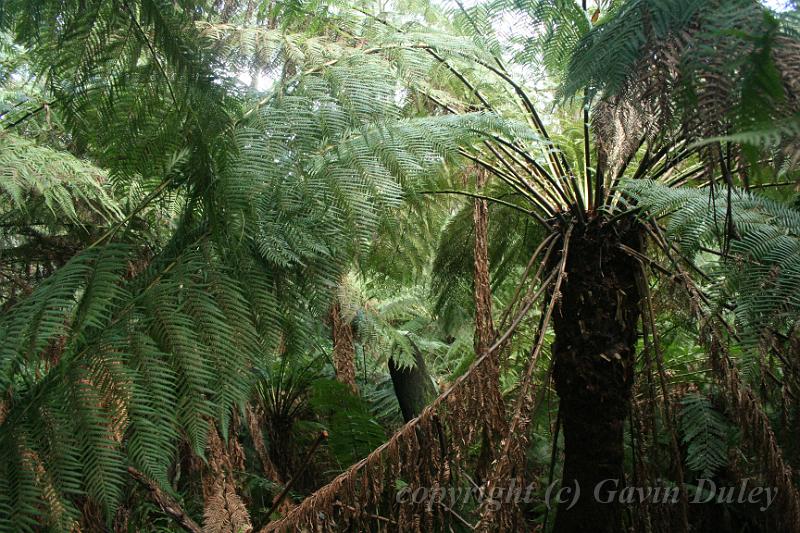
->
[2,1,800,532]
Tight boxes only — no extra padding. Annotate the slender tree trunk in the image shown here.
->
[388,346,436,422]
[128,467,203,533]
[331,301,358,394]
[471,169,506,480]
[472,171,495,357]
[552,217,642,533]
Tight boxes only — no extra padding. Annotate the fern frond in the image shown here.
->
[623,179,800,340]
[0,132,121,224]
[679,393,730,478]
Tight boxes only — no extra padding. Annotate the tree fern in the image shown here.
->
[0,1,524,526]
[3,0,799,530]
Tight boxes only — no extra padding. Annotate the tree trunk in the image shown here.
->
[471,169,506,481]
[331,302,358,394]
[472,171,495,357]
[388,346,436,422]
[552,218,642,533]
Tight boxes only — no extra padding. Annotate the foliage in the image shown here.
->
[624,180,800,342]
[679,393,731,478]
[309,379,387,465]
[0,0,504,527]
[1,0,799,531]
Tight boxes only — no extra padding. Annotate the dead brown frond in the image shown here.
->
[203,425,253,533]
[475,226,571,531]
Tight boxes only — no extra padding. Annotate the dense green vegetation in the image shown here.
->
[0,0,798,531]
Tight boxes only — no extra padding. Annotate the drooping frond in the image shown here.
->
[0,237,271,529]
[0,131,125,303]
[0,132,120,224]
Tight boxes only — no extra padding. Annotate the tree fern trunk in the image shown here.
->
[552,218,642,533]
[331,302,358,394]
[389,346,436,422]
[471,169,506,481]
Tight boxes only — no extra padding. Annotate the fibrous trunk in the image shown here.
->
[552,217,642,533]
[330,302,358,394]
[471,169,506,480]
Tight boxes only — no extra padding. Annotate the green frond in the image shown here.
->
[679,393,730,478]
[0,132,121,224]
[561,0,708,100]
[0,244,134,391]
[623,179,800,341]
[309,379,386,465]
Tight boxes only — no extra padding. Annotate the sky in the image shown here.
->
[761,0,795,10]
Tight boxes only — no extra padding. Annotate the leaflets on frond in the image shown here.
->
[680,393,731,478]
[0,245,134,391]
[623,179,800,342]
[309,379,386,466]
[0,133,121,224]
